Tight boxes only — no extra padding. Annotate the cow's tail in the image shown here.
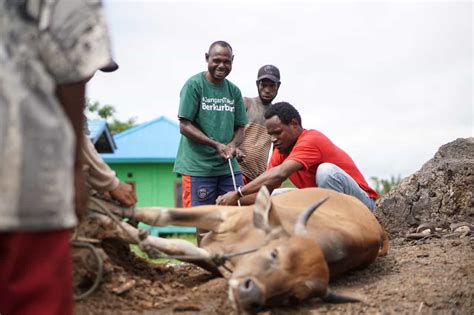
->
[322,290,362,303]
[378,229,389,256]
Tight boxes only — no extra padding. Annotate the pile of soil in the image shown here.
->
[74,238,231,315]
[375,137,473,236]
[72,216,234,315]
[73,138,474,314]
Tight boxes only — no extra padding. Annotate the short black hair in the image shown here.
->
[264,102,302,126]
[208,41,233,54]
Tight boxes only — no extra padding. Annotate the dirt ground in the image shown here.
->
[73,232,473,315]
[73,138,473,314]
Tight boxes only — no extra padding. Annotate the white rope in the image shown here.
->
[267,142,274,167]
[228,158,241,207]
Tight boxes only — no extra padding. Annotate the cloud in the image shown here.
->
[88,1,472,180]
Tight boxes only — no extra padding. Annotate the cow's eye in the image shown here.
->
[270,249,278,260]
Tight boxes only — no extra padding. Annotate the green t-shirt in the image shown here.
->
[173,72,248,176]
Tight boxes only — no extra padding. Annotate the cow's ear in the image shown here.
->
[253,186,282,233]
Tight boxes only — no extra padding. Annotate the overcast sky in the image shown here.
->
[88,0,473,181]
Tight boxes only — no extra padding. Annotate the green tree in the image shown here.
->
[370,175,402,195]
[86,99,136,134]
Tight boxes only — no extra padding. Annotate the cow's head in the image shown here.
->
[228,187,330,312]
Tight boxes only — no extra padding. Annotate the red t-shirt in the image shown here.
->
[268,129,379,199]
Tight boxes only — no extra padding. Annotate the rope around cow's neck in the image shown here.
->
[228,158,241,207]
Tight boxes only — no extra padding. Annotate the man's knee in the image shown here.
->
[316,163,339,188]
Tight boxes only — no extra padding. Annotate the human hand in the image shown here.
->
[215,142,232,159]
[110,182,137,207]
[226,143,237,159]
[235,148,245,162]
[216,191,240,205]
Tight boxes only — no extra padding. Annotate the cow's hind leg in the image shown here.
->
[88,196,233,232]
[131,205,239,232]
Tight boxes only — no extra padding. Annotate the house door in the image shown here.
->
[174,181,182,207]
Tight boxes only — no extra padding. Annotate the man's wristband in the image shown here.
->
[237,186,244,198]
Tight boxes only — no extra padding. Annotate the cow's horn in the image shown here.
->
[322,290,362,303]
[294,197,329,235]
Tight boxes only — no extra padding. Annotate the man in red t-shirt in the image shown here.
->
[217,102,378,210]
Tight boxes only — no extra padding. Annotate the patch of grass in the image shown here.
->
[129,233,197,264]
[281,179,296,188]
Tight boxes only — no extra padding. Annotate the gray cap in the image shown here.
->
[257,65,280,83]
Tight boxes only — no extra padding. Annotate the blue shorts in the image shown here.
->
[190,173,243,206]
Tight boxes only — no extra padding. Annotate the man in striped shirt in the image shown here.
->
[236,65,281,183]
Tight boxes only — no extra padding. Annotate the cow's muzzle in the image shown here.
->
[232,277,265,311]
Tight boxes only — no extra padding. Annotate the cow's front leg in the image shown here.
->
[93,213,221,275]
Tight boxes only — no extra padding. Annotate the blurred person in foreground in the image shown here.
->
[0,0,114,314]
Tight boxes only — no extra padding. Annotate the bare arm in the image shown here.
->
[179,118,218,147]
[56,81,87,218]
[217,159,304,205]
[243,96,252,111]
[82,133,119,191]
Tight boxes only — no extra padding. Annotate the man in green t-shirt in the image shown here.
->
[174,41,248,212]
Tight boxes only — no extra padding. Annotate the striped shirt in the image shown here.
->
[238,97,272,181]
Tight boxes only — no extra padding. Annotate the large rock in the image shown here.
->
[375,137,474,236]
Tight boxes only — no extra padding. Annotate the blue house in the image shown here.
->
[87,119,116,153]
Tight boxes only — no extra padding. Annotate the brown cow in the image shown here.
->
[91,187,388,312]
